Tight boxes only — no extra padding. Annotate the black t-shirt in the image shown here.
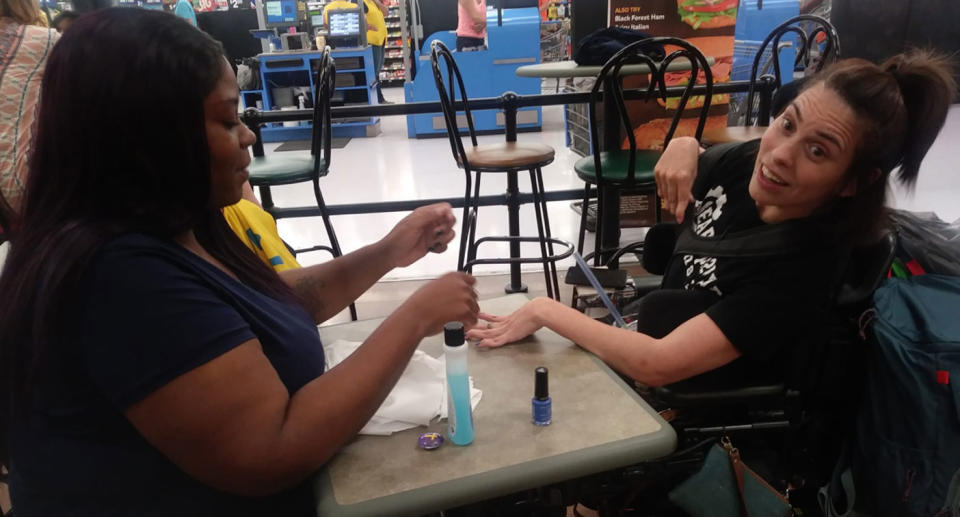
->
[659,140,840,389]
[9,234,324,516]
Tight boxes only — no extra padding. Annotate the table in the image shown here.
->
[517,58,714,264]
[313,294,676,516]
[701,125,768,147]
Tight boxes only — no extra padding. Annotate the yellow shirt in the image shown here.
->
[323,0,387,47]
[222,200,301,272]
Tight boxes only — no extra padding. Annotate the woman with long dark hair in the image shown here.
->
[0,8,477,515]
[468,51,955,390]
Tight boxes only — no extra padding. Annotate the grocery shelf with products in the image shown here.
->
[379,0,411,87]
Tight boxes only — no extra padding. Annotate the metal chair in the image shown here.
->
[430,40,573,300]
[702,14,841,146]
[573,37,714,268]
[245,47,356,320]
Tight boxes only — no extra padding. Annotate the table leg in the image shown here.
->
[504,170,528,294]
[599,77,622,264]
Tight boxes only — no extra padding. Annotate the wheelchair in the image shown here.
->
[562,224,897,516]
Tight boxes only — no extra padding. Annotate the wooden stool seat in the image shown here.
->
[464,142,555,170]
[701,126,768,146]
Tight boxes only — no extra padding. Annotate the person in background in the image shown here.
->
[223,183,302,272]
[457,0,486,51]
[0,0,58,220]
[0,8,478,514]
[50,9,78,32]
[324,0,389,103]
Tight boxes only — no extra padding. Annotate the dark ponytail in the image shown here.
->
[806,50,956,241]
[882,51,957,187]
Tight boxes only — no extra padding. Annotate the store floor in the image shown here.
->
[258,87,960,323]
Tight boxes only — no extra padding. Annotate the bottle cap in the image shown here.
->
[535,366,549,400]
[418,432,444,450]
[444,322,465,347]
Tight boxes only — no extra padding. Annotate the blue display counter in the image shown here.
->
[242,47,381,142]
[404,7,542,138]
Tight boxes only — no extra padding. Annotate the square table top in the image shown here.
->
[314,294,676,517]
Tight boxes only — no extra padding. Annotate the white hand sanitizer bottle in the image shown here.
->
[444,322,475,445]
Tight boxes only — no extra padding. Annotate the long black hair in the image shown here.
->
[0,8,295,464]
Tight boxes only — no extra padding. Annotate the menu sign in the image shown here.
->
[605,0,738,151]
[605,0,738,227]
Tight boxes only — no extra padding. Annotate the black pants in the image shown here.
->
[456,36,485,51]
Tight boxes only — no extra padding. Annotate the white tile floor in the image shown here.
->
[260,89,960,281]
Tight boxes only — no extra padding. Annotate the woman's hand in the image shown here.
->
[654,136,702,223]
[465,298,549,348]
[404,272,479,336]
[383,203,457,268]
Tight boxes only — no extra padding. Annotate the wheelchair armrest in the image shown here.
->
[631,275,663,297]
[651,383,788,408]
[564,266,628,289]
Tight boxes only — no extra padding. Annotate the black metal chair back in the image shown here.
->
[588,37,714,187]
[744,15,840,126]
[430,40,480,168]
[311,46,336,178]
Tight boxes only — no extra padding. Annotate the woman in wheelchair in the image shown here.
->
[467,50,955,391]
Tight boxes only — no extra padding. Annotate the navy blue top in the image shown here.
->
[9,234,324,516]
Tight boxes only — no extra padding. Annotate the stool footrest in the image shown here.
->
[463,236,574,270]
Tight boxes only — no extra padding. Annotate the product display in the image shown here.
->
[380,0,408,85]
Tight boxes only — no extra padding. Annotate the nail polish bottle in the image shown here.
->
[532,366,551,426]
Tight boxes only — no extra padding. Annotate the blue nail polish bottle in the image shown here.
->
[532,366,551,426]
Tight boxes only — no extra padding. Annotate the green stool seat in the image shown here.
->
[574,150,659,185]
[248,155,327,187]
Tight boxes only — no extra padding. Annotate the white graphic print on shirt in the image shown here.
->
[682,185,727,296]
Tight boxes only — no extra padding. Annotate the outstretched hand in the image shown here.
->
[384,203,457,268]
[465,299,546,348]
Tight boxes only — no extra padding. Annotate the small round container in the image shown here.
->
[418,432,444,450]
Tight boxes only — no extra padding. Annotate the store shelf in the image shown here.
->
[385,44,402,49]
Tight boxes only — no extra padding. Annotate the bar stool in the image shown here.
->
[245,47,357,320]
[573,37,714,270]
[430,41,573,300]
[702,15,840,146]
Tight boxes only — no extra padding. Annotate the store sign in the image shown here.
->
[605,0,738,227]
[192,0,228,12]
[603,0,737,151]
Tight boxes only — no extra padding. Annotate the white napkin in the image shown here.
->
[324,339,482,436]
